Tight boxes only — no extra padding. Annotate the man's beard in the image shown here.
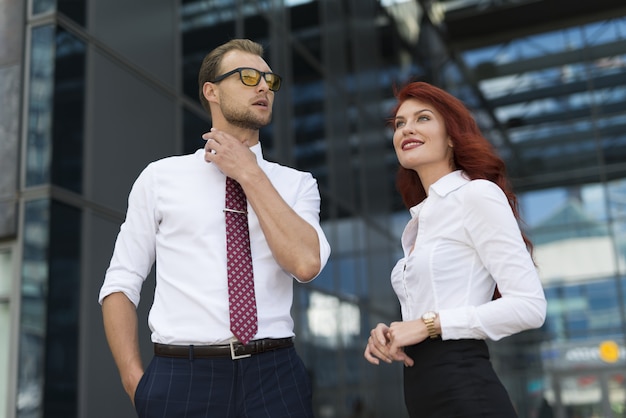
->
[221,101,272,130]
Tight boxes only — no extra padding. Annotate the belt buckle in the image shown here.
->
[230,341,251,360]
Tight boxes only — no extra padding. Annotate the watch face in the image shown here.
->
[423,311,436,320]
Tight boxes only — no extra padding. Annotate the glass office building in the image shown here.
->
[1,0,626,417]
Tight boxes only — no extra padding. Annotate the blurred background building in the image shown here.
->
[1,0,626,417]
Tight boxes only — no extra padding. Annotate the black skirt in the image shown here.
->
[403,338,518,418]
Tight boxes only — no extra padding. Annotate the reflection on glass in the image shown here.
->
[0,248,12,416]
[17,199,49,418]
[609,179,626,277]
[26,25,86,193]
[306,291,360,348]
[562,374,603,415]
[0,65,20,204]
[33,0,55,15]
[0,303,9,417]
[522,183,620,288]
[609,373,626,417]
[17,200,81,417]
[26,25,55,187]
[460,17,626,187]
[544,279,623,340]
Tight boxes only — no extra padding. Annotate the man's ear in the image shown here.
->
[203,82,219,103]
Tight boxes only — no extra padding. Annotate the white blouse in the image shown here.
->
[391,170,546,341]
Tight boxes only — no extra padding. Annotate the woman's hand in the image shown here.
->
[364,323,392,365]
[364,319,426,367]
[363,322,416,366]
[387,319,427,367]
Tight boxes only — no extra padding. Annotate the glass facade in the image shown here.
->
[449,5,626,415]
[4,0,626,417]
[18,199,49,418]
[1,0,23,415]
[0,0,21,240]
[0,247,14,418]
[25,24,55,188]
[17,1,87,417]
[521,179,626,417]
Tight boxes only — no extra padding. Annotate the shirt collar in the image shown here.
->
[408,170,469,217]
[429,170,469,198]
[249,142,263,160]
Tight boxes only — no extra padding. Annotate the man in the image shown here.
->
[99,39,330,417]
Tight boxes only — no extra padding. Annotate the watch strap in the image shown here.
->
[422,312,439,339]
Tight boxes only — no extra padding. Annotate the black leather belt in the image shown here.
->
[154,338,294,360]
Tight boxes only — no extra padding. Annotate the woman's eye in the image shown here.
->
[418,115,429,121]
[395,121,405,129]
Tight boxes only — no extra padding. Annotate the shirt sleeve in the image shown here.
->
[98,164,158,307]
[439,180,547,341]
[291,172,331,282]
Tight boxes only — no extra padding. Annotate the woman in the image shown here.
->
[363,81,546,417]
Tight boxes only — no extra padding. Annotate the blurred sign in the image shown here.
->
[542,340,625,369]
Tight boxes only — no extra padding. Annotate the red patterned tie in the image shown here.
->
[225,177,258,345]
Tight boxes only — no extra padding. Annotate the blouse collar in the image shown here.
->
[408,170,469,218]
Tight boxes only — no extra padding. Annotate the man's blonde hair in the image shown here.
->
[197,39,265,114]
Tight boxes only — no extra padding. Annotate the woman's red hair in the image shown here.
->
[391,81,532,252]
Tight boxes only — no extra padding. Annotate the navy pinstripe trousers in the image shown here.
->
[134,346,313,418]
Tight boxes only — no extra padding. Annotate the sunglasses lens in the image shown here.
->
[237,68,281,91]
[265,74,281,91]
[240,69,262,86]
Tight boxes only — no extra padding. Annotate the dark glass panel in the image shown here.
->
[58,0,86,27]
[51,28,85,193]
[183,108,210,154]
[243,11,268,44]
[0,201,17,239]
[181,1,237,103]
[43,201,81,417]
[289,13,327,186]
[17,199,81,418]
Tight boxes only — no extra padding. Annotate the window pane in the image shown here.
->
[0,65,20,210]
[51,28,85,193]
[43,201,81,417]
[0,302,9,418]
[58,0,86,26]
[0,248,12,418]
[17,199,49,418]
[26,25,55,187]
[0,248,11,295]
[32,0,55,15]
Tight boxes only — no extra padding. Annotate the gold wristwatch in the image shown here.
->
[421,311,439,339]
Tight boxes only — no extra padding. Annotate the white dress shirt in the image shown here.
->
[391,170,546,341]
[99,143,331,345]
